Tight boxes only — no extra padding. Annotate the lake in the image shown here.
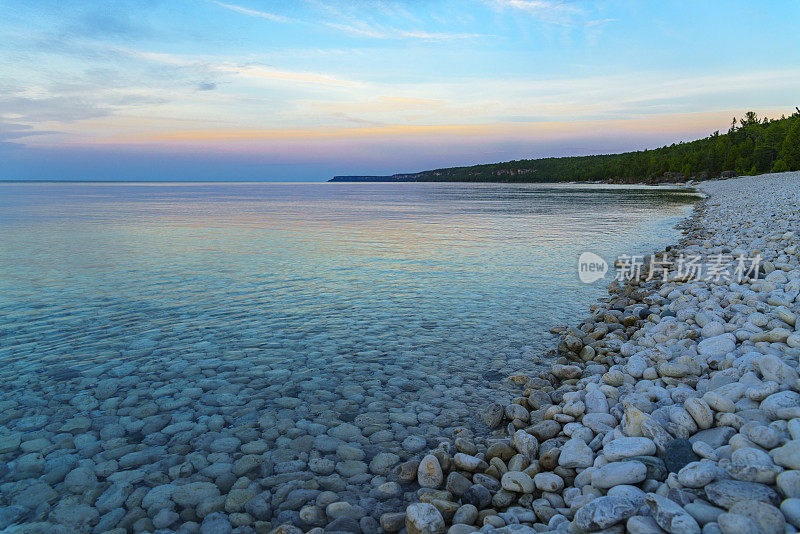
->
[0,181,696,530]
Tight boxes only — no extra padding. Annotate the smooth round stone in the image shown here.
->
[761,391,800,419]
[394,461,420,483]
[606,485,645,507]
[731,446,773,467]
[717,513,759,534]
[454,438,478,456]
[64,467,97,493]
[603,437,657,461]
[369,453,399,475]
[325,501,363,521]
[505,403,530,422]
[777,470,800,498]
[742,424,781,449]
[200,512,232,534]
[677,461,719,488]
[445,472,472,496]
[664,439,699,473]
[645,493,700,534]
[96,483,133,514]
[771,440,800,469]
[529,420,561,441]
[301,506,329,529]
[573,495,639,531]
[402,436,428,454]
[501,471,535,493]
[209,436,241,453]
[172,482,220,507]
[592,461,647,489]
[692,441,717,460]
[461,485,491,509]
[153,509,180,529]
[0,433,22,454]
[418,455,444,489]
[703,392,735,413]
[728,501,785,534]
[690,427,736,449]
[684,398,713,430]
[335,460,367,477]
[485,442,515,462]
[698,335,736,356]
[374,482,402,499]
[328,423,362,442]
[313,435,342,453]
[447,524,478,534]
[511,430,538,458]
[20,438,52,453]
[336,444,365,461]
[627,515,665,534]
[704,480,780,509]
[478,403,504,429]
[748,313,768,327]
[781,498,800,529]
[452,504,478,525]
[558,437,594,468]
[309,458,335,475]
[702,322,726,338]
[405,503,445,534]
[49,502,99,529]
[381,512,406,533]
[684,501,724,526]
[453,453,483,472]
[755,354,799,383]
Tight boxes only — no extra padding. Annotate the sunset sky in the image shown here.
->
[1,1,799,181]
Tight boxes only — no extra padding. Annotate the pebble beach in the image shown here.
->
[391,172,800,534]
[1,172,798,534]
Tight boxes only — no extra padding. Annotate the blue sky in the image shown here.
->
[1,0,798,180]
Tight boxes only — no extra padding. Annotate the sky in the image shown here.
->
[1,1,799,181]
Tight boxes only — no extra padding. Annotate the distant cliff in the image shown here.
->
[329,111,800,183]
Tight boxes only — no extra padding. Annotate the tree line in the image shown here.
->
[381,110,800,183]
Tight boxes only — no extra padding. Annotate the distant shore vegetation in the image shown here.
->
[331,110,800,183]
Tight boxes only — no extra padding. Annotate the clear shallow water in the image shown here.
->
[0,181,695,530]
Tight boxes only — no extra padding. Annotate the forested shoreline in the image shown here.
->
[330,111,800,183]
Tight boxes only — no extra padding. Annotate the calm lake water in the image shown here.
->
[0,182,696,530]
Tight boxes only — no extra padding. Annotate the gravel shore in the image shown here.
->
[384,172,800,534]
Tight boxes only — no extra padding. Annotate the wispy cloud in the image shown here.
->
[323,21,483,40]
[218,65,361,87]
[208,0,483,41]
[488,0,585,25]
[121,49,361,88]
[208,1,293,23]
[0,121,58,142]
[586,18,616,28]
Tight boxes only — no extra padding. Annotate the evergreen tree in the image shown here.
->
[333,112,800,183]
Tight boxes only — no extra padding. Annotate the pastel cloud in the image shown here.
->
[0,0,798,180]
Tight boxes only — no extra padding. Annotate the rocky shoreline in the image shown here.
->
[375,172,800,534]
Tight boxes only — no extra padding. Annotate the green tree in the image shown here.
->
[364,111,800,184]
[772,159,789,173]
